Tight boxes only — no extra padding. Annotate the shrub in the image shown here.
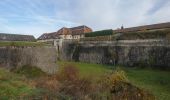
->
[35,76,60,92]
[56,65,93,99]
[58,77,93,99]
[57,65,79,81]
[98,68,155,100]
[108,69,127,88]
[81,35,114,41]
[32,65,93,99]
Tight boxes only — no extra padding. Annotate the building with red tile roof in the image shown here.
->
[38,25,92,40]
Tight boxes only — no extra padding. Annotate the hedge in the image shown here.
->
[85,29,113,37]
[81,35,115,41]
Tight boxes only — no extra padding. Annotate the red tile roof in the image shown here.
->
[38,25,92,40]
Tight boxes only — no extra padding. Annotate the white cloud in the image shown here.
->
[144,1,170,24]
[0,0,169,38]
[64,0,155,29]
[53,0,170,30]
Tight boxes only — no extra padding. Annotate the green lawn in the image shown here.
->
[59,61,170,100]
[58,61,111,80]
[124,67,170,100]
[0,68,39,100]
[0,41,48,47]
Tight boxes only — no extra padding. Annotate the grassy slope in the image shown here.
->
[0,68,39,99]
[124,67,170,100]
[59,61,170,100]
[0,41,47,47]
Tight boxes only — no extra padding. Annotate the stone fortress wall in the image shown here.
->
[0,46,57,74]
[60,39,170,69]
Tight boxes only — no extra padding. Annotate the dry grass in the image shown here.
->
[33,65,155,100]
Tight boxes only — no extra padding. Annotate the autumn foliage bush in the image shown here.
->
[99,68,155,100]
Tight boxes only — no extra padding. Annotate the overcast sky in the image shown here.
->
[0,0,170,38]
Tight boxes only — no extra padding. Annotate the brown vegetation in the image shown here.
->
[30,65,155,100]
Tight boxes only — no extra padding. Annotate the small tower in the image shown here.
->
[121,25,124,29]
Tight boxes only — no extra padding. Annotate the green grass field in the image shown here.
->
[124,67,170,100]
[59,61,170,100]
[0,41,48,47]
[0,68,39,99]
[59,61,111,80]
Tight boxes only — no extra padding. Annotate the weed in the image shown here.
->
[14,65,46,78]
